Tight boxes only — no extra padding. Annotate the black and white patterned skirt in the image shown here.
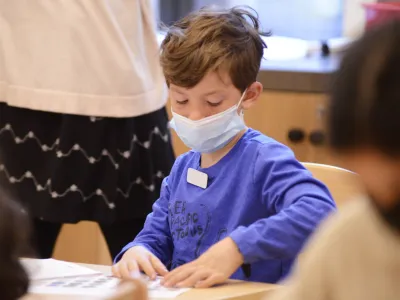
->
[0,103,175,224]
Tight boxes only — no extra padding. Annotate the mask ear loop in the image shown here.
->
[237,88,248,117]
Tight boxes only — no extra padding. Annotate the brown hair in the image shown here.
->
[160,6,269,92]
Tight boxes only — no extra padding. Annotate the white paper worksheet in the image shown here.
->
[23,258,190,299]
[20,258,101,280]
[28,274,190,299]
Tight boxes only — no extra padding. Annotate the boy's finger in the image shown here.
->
[163,263,189,281]
[195,273,225,288]
[176,269,209,288]
[119,261,132,279]
[163,266,195,287]
[111,263,121,278]
[150,255,168,276]
[137,256,157,280]
[127,260,140,278]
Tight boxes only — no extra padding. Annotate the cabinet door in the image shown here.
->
[307,96,340,166]
[246,91,327,162]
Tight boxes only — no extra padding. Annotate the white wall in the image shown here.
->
[150,0,160,21]
[343,0,376,38]
[226,0,343,40]
[153,0,375,39]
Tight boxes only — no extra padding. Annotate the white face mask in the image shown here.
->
[169,91,247,153]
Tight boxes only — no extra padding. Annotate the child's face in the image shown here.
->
[342,149,400,231]
[342,150,400,209]
[169,71,262,120]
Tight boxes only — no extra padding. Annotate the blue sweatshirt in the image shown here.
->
[116,129,336,283]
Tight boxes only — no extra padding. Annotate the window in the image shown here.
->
[155,0,344,40]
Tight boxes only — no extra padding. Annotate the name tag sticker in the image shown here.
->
[187,168,208,189]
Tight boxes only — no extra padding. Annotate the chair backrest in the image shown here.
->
[303,162,366,208]
[107,279,147,300]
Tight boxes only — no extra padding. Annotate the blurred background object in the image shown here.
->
[157,0,344,40]
[363,1,400,29]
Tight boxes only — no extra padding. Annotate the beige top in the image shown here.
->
[267,199,400,300]
[0,0,166,117]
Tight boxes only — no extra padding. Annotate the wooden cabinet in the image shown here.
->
[53,89,337,265]
[246,90,336,165]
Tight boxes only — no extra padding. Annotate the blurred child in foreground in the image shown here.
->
[267,20,400,300]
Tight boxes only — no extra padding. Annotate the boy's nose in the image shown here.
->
[188,111,205,121]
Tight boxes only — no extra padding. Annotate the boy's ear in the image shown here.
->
[242,82,263,110]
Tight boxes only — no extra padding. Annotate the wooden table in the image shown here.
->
[24,264,280,300]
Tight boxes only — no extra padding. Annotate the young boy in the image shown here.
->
[112,6,336,288]
[266,20,400,300]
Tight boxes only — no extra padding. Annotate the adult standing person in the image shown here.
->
[0,0,175,259]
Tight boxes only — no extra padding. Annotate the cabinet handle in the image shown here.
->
[288,129,305,143]
[321,41,330,57]
[316,104,326,120]
[309,130,326,146]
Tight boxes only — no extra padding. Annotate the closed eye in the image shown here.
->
[207,101,222,107]
[176,100,188,105]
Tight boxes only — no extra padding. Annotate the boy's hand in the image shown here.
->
[112,246,168,280]
[161,237,244,288]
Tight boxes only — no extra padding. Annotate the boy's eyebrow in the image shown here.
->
[170,87,223,96]
[170,87,185,94]
[203,90,223,96]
